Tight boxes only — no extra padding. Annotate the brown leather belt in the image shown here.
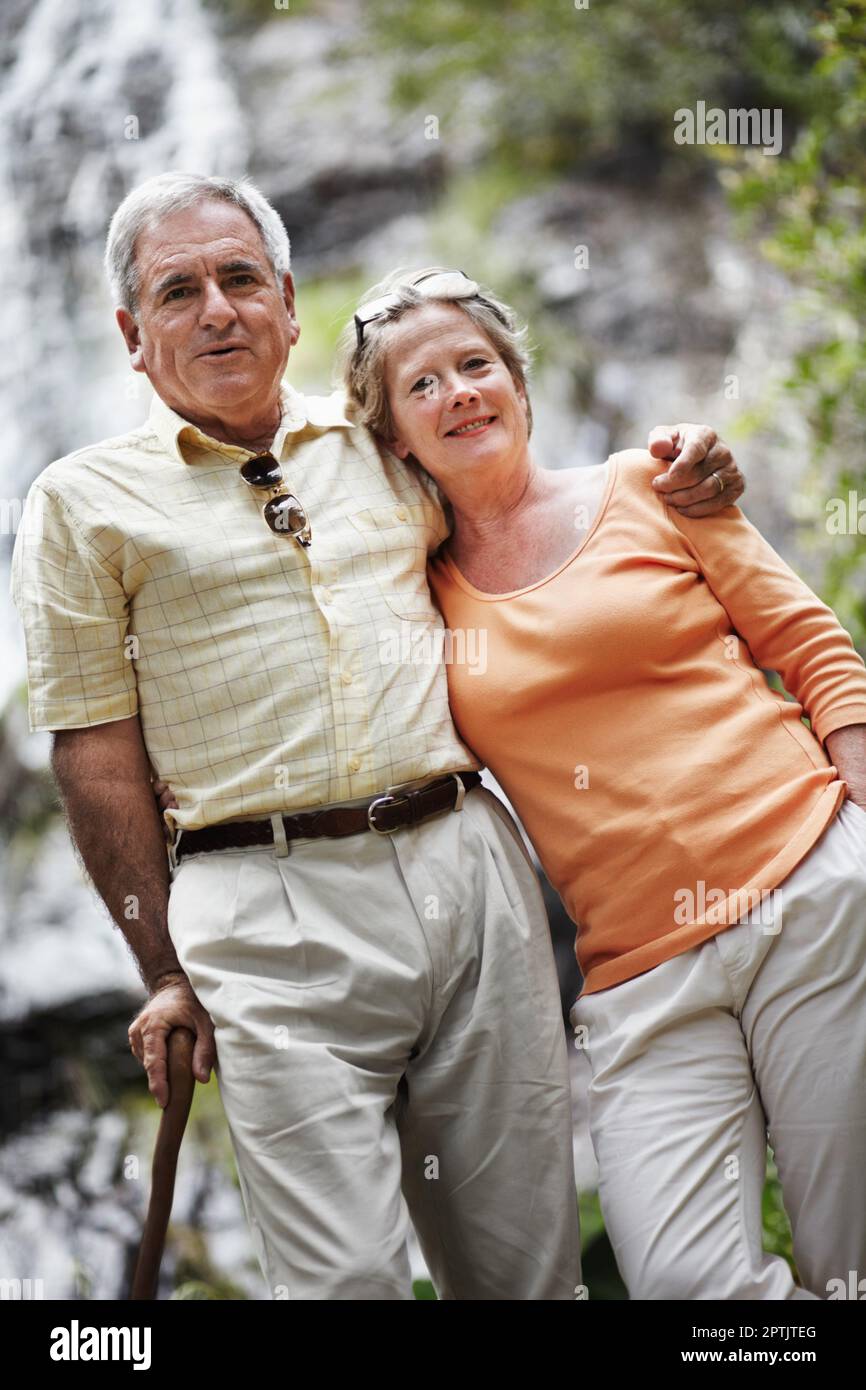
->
[173,771,482,864]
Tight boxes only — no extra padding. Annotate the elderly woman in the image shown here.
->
[331,267,866,1301]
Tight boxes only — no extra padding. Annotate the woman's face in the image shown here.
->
[381,302,529,490]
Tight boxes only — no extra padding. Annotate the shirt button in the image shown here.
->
[320,586,334,603]
[348,756,361,773]
[394,506,409,523]
[341,672,354,685]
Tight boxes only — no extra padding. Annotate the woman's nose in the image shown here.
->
[447,380,480,408]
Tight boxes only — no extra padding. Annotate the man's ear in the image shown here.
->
[282,271,300,347]
[116,308,147,374]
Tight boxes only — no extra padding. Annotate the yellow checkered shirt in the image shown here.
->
[10,382,480,831]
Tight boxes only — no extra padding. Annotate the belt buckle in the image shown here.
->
[367,774,467,835]
[367,793,404,835]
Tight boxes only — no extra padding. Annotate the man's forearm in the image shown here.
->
[53,770,183,993]
[826,723,866,810]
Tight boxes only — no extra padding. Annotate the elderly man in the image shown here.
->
[10,172,744,1301]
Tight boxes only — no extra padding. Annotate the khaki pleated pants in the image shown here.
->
[167,784,581,1300]
[570,798,866,1301]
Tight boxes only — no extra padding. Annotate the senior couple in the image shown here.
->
[12,172,866,1302]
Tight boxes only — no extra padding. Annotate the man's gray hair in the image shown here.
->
[103,171,291,313]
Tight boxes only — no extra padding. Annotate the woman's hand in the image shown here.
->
[647,423,744,516]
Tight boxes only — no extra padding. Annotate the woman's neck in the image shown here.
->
[448,454,549,548]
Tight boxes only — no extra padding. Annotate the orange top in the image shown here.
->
[428,449,866,996]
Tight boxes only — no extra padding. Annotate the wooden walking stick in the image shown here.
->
[130,1026,197,1300]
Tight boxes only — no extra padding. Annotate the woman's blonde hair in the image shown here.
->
[336,266,534,443]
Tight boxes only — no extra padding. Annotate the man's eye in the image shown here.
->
[165,287,190,301]
[229,274,255,286]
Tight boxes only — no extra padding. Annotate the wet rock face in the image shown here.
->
[0,1097,267,1299]
[228,12,449,274]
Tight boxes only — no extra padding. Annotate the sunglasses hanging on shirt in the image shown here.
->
[239,453,312,548]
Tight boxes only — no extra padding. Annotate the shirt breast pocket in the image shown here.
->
[346,502,442,621]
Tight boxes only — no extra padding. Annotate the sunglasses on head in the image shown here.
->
[353,268,486,350]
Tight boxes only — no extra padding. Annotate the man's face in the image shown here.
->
[116,199,299,422]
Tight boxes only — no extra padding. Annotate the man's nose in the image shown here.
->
[198,280,237,330]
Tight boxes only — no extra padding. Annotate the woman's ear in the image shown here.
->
[388,437,412,460]
[515,379,531,435]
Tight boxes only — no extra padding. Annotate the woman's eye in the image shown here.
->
[411,374,438,394]
[464,357,488,369]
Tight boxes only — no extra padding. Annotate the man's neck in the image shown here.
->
[173,395,284,455]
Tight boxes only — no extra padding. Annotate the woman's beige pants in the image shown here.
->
[167,784,581,1300]
[570,798,866,1301]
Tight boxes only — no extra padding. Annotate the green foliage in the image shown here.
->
[727,2,866,649]
[365,0,818,173]
[288,270,372,392]
[579,1190,628,1299]
[171,1278,241,1299]
[763,1154,796,1271]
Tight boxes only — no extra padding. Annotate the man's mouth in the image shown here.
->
[198,345,248,358]
[446,415,496,437]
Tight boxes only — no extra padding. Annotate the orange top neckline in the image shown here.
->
[440,455,618,602]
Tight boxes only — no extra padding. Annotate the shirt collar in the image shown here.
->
[148,380,355,465]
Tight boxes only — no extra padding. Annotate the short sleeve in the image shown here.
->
[9,480,138,733]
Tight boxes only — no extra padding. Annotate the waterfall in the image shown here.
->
[0,0,248,713]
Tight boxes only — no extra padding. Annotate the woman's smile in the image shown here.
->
[445,414,498,438]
